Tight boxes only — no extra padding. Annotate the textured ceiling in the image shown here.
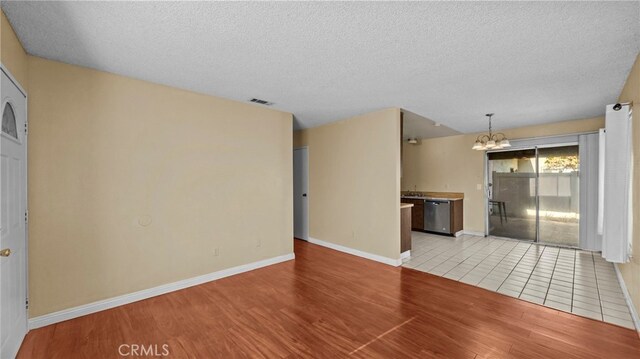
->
[2,1,639,133]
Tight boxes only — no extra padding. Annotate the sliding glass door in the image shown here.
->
[486,145,580,247]
[487,149,538,241]
[537,146,580,246]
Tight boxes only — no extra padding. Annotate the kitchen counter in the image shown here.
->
[402,196,463,201]
[401,191,464,201]
[400,191,464,236]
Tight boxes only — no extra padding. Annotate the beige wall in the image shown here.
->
[3,16,295,318]
[618,53,640,318]
[295,108,402,261]
[27,57,293,317]
[1,10,28,89]
[402,116,604,233]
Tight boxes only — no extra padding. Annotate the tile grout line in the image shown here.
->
[411,239,471,270]
[403,237,462,268]
[513,245,547,298]
[416,236,482,266]
[441,238,518,285]
[487,243,533,297]
[465,241,523,286]
[442,239,513,278]
[542,247,561,305]
[591,252,605,321]
[427,237,499,274]
[485,242,527,277]
[433,238,491,275]
[414,235,462,254]
[510,244,541,296]
[409,236,453,256]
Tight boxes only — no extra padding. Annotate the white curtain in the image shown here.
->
[579,133,602,251]
[598,129,605,235]
[601,104,633,263]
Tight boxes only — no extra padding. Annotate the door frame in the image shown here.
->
[293,146,308,241]
[484,141,579,245]
[0,63,29,338]
[484,146,538,241]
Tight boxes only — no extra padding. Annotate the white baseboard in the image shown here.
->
[400,250,411,260]
[613,263,640,334]
[462,230,485,237]
[28,252,295,329]
[308,237,401,267]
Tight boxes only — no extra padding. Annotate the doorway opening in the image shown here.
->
[293,147,308,241]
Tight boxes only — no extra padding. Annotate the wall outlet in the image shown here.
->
[213,247,219,256]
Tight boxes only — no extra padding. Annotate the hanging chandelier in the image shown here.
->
[472,113,510,150]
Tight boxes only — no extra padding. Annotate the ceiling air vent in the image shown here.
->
[249,98,274,106]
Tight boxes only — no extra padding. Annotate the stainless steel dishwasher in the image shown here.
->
[424,200,451,234]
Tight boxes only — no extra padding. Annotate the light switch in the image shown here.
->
[476,184,482,190]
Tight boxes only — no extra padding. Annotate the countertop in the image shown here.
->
[400,203,414,209]
[401,196,463,201]
[401,191,464,201]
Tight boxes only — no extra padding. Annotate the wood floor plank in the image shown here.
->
[17,240,640,358]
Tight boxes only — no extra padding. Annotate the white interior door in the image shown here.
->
[0,68,28,359]
[293,148,308,240]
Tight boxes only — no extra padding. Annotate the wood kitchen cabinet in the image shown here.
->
[401,197,464,235]
[450,199,464,234]
[401,205,412,253]
[423,199,464,235]
[402,198,424,230]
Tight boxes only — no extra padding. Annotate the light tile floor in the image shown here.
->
[403,231,636,329]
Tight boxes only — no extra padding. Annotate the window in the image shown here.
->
[2,103,18,139]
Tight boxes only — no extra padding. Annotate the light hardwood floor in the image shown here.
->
[18,240,640,358]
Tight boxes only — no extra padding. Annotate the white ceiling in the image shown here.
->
[2,1,639,133]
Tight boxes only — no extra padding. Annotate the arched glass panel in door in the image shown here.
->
[2,102,18,139]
